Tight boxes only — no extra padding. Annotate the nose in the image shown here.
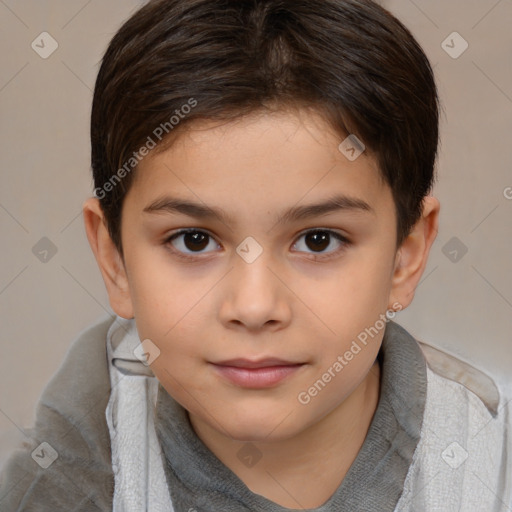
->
[217,246,292,333]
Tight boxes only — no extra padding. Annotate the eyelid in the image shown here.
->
[291,228,350,260]
[164,228,221,261]
[164,227,351,261]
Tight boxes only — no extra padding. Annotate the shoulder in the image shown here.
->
[417,340,504,416]
[0,315,117,512]
[417,338,511,449]
[395,334,512,511]
[40,314,115,414]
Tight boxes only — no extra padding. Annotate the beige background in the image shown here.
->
[0,0,511,472]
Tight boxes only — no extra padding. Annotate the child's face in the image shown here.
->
[115,109,405,441]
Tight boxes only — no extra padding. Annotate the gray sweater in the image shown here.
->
[1,315,509,511]
[0,317,115,511]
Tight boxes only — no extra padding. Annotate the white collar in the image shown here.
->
[105,316,174,512]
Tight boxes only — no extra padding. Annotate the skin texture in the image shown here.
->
[83,108,439,508]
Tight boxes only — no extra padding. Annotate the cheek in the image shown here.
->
[139,320,205,409]
[310,255,391,331]
[300,251,391,381]
[127,251,205,332]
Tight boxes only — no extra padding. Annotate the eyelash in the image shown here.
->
[163,228,351,262]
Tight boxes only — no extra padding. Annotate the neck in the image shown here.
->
[189,360,381,509]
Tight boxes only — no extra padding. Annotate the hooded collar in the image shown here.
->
[154,320,427,512]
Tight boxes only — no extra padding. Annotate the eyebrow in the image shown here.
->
[143,193,375,226]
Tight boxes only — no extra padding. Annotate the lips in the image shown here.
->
[213,357,301,369]
[210,358,305,388]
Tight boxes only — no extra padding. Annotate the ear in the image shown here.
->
[82,197,134,319]
[388,196,440,311]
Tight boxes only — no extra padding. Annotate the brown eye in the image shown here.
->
[166,229,220,256]
[182,231,209,251]
[293,229,349,257]
[304,231,330,252]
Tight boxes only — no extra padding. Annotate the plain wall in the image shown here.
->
[0,0,511,471]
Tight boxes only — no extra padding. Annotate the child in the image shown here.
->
[1,0,511,510]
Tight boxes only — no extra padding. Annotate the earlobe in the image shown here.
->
[388,196,440,310]
[82,197,134,319]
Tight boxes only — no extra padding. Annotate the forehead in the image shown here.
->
[128,109,391,220]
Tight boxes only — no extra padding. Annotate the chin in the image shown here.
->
[227,425,293,443]
[221,407,304,443]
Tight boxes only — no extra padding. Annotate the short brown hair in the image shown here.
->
[91,0,440,256]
